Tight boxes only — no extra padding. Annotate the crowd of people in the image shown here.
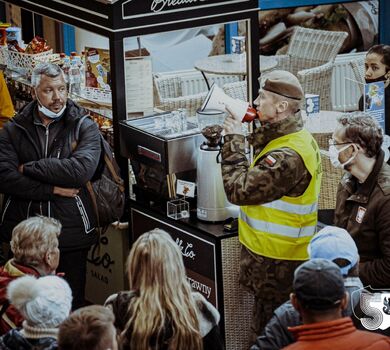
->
[0,40,388,349]
[220,43,390,349]
[0,218,222,349]
[0,217,389,349]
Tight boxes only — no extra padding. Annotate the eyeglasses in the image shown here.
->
[328,139,352,146]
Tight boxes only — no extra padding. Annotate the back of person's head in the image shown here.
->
[125,228,202,350]
[367,44,390,69]
[309,226,359,277]
[10,216,61,272]
[337,112,383,158]
[291,259,347,321]
[58,305,117,350]
[7,275,72,329]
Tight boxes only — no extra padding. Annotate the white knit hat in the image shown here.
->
[7,275,72,328]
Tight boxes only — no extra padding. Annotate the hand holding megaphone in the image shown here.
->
[223,111,244,135]
[200,84,258,123]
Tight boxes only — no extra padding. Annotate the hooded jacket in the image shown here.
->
[0,100,101,250]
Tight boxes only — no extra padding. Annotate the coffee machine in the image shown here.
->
[119,112,203,202]
[196,109,237,222]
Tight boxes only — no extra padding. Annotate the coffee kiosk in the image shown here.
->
[0,0,260,348]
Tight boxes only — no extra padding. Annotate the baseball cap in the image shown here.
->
[293,258,346,310]
[308,226,359,276]
[260,70,304,100]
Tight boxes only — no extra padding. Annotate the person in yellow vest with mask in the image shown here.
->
[221,70,322,340]
[0,71,14,128]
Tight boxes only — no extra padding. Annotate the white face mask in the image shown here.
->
[37,103,66,119]
[328,144,356,169]
[36,93,66,120]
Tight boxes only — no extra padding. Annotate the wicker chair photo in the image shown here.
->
[153,74,207,117]
[318,150,344,210]
[273,27,348,110]
[349,57,366,95]
[222,80,248,101]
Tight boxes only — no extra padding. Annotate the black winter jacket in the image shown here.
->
[0,99,101,250]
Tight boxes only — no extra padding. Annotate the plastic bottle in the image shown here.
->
[177,108,188,131]
[69,57,81,95]
[79,51,86,89]
[62,56,70,86]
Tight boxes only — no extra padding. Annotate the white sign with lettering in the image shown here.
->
[151,0,208,13]
[125,57,154,115]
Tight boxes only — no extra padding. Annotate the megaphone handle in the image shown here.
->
[216,148,222,164]
[200,71,211,90]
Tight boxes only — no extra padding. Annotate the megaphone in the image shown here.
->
[200,83,258,122]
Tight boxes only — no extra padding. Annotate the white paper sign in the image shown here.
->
[176,179,195,198]
[125,57,154,115]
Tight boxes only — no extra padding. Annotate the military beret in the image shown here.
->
[260,70,304,101]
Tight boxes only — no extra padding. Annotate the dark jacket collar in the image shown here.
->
[12,99,86,129]
[248,113,303,147]
[341,150,385,203]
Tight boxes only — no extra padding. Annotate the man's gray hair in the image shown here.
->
[31,62,67,87]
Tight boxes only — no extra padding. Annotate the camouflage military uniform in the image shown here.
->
[221,114,312,337]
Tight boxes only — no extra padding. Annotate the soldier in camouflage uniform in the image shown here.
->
[221,70,322,339]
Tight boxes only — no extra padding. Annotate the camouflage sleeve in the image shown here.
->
[221,134,310,206]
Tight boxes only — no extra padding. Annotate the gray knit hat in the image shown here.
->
[7,275,72,328]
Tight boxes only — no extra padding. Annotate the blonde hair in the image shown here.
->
[11,216,61,267]
[123,228,203,350]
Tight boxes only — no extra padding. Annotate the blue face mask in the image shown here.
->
[36,93,66,119]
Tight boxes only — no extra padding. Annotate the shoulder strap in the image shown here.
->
[70,114,101,230]
[75,115,90,142]
[71,114,90,152]
[0,301,10,319]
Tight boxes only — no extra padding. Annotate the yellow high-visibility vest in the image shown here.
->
[239,128,322,260]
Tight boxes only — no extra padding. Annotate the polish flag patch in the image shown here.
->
[265,155,277,166]
[356,206,366,224]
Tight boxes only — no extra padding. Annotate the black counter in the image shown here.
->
[131,200,237,239]
[128,200,253,349]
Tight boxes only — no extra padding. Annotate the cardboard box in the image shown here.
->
[85,47,111,90]
[85,222,129,305]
